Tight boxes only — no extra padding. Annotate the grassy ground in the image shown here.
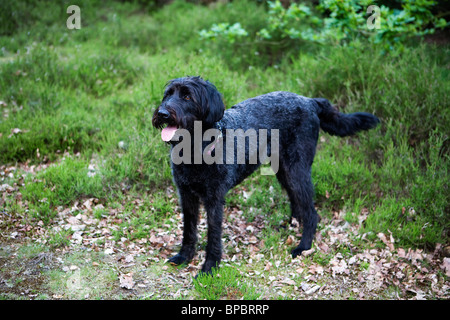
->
[0,0,449,300]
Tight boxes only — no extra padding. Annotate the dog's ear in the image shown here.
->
[203,80,225,127]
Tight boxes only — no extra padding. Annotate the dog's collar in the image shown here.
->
[206,123,224,156]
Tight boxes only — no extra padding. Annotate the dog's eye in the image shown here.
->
[184,95,191,100]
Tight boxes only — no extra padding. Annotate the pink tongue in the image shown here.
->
[161,126,178,141]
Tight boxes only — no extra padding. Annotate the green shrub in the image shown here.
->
[199,0,448,55]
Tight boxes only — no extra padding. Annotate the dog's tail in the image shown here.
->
[314,98,380,137]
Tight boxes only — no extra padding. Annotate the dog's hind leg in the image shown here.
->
[291,196,319,258]
[276,166,302,225]
[168,188,199,266]
[276,161,319,258]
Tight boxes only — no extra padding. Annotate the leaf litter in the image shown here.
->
[0,165,449,299]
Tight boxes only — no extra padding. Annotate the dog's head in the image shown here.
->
[152,76,225,141]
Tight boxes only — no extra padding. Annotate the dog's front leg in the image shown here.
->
[200,201,224,275]
[168,188,199,266]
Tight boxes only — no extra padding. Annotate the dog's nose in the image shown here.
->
[158,109,170,119]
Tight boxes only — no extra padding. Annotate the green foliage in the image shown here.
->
[256,0,317,41]
[199,0,448,53]
[373,0,449,51]
[199,22,248,44]
[0,1,31,36]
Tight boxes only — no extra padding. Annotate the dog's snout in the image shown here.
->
[158,108,170,119]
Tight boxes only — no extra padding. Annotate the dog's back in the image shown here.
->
[222,91,379,138]
[222,91,319,131]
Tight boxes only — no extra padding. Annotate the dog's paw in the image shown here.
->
[193,269,213,280]
[198,260,220,276]
[167,253,188,266]
[291,247,306,258]
[194,264,218,279]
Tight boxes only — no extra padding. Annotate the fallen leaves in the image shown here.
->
[377,231,395,251]
[301,248,315,257]
[300,282,321,295]
[330,255,349,276]
[8,128,29,138]
[1,176,449,300]
[119,273,135,290]
[0,183,15,193]
[442,258,450,277]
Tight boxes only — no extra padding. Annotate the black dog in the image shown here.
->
[152,76,379,275]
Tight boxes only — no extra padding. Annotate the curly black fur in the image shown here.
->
[152,76,380,276]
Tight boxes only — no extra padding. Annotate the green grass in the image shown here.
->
[193,266,261,300]
[0,0,448,276]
